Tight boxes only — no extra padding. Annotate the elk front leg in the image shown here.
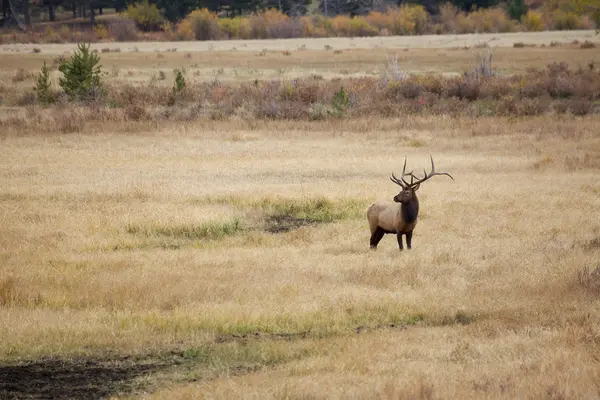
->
[396,232,404,251]
[406,231,413,249]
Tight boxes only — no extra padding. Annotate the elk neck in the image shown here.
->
[401,197,419,223]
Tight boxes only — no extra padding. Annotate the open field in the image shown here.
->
[1,30,599,83]
[1,33,600,398]
[2,30,599,54]
[1,115,600,398]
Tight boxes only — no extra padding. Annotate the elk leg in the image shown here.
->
[396,232,404,251]
[406,231,413,249]
[370,228,385,249]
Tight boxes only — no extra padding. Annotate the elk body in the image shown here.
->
[367,156,453,250]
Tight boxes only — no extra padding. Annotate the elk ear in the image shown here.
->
[412,184,421,191]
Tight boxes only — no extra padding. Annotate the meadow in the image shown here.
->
[1,33,600,399]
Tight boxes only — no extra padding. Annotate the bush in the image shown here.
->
[93,24,110,40]
[551,10,582,30]
[348,17,378,36]
[521,10,545,31]
[183,8,220,40]
[366,11,392,31]
[107,16,139,41]
[218,17,251,39]
[173,69,186,93]
[469,7,515,33]
[439,3,459,33]
[126,0,164,31]
[249,8,289,39]
[389,5,429,35]
[58,43,105,101]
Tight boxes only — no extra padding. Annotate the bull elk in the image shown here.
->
[367,156,454,250]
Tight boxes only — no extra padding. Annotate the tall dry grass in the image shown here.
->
[1,61,599,137]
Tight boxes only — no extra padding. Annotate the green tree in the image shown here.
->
[507,0,527,20]
[58,43,105,101]
[34,61,54,105]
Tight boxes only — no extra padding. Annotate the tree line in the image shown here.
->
[4,0,520,26]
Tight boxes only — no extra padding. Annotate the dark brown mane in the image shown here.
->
[402,197,419,224]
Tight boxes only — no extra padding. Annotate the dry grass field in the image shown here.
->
[1,30,599,83]
[1,32,600,399]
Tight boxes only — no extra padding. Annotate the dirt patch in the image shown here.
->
[264,215,320,233]
[0,356,176,399]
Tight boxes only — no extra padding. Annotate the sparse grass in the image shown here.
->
[580,40,597,49]
[126,218,241,240]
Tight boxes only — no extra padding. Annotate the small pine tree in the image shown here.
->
[58,42,105,101]
[34,61,54,105]
[173,69,186,93]
[331,86,349,117]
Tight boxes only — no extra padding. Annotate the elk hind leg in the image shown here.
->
[370,227,385,249]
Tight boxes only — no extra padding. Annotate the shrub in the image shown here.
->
[521,10,545,31]
[551,10,582,30]
[442,77,481,100]
[568,98,592,115]
[184,8,220,40]
[469,7,515,33]
[107,16,139,41]
[34,61,54,105]
[389,5,429,35]
[267,18,303,39]
[126,0,164,31]
[249,8,289,39]
[439,3,459,33]
[93,24,110,40]
[348,17,378,36]
[218,17,251,39]
[12,68,32,83]
[175,18,194,40]
[59,25,71,41]
[580,40,596,49]
[366,11,392,30]
[331,86,350,117]
[330,15,352,36]
[173,69,186,93]
[58,42,105,101]
[42,26,61,43]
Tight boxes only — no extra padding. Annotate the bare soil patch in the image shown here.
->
[0,356,173,399]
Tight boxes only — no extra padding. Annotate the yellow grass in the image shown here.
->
[1,33,600,398]
[1,114,600,398]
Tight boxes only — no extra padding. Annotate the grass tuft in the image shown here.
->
[126,218,241,240]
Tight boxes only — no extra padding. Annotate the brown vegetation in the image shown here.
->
[1,61,599,136]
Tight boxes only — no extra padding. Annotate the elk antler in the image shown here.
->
[390,157,412,188]
[408,155,454,187]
